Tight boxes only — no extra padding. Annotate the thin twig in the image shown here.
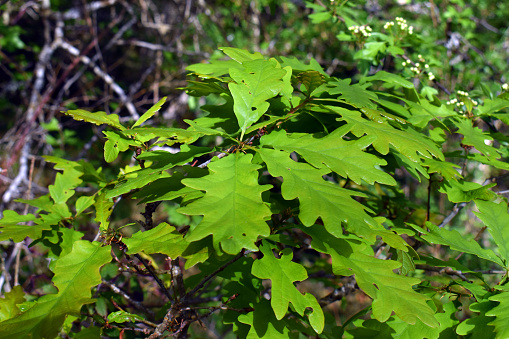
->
[183,250,246,302]
[101,279,155,319]
[133,253,173,301]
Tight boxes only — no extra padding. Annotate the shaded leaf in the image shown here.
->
[252,242,324,333]
[237,299,297,339]
[0,285,25,322]
[416,222,504,267]
[439,180,496,203]
[297,71,325,96]
[105,145,210,199]
[363,71,414,89]
[456,299,497,337]
[131,168,206,204]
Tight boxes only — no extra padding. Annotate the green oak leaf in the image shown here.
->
[326,78,378,109]
[456,299,497,337]
[297,70,325,96]
[422,158,462,180]
[454,118,499,159]
[258,148,407,249]
[362,71,414,89]
[328,106,444,162]
[178,153,272,254]
[0,285,25,322]
[439,180,496,203]
[487,291,509,338]
[228,58,287,139]
[124,222,212,267]
[0,211,58,242]
[237,299,296,339]
[131,96,166,128]
[279,55,327,75]
[105,145,210,199]
[477,98,509,115]
[219,46,264,62]
[474,200,509,263]
[93,193,114,231]
[307,227,438,328]
[63,109,125,131]
[0,241,110,339]
[416,222,504,267]
[251,242,324,333]
[260,127,396,185]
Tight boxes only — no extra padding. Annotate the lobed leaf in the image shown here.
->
[260,127,396,186]
[62,109,125,131]
[307,227,438,328]
[252,242,324,333]
[439,180,496,203]
[124,222,212,268]
[0,241,110,339]
[228,58,287,139]
[178,153,272,254]
[237,299,296,339]
[474,200,509,264]
[258,148,407,249]
[417,222,504,267]
[131,96,166,128]
[328,106,444,162]
[0,211,56,242]
[454,118,499,159]
[326,78,378,109]
[487,290,509,338]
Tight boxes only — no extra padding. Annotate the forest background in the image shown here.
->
[0,0,509,338]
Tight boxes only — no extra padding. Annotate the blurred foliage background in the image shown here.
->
[0,0,508,336]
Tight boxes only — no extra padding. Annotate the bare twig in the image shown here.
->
[438,202,468,228]
[184,250,246,302]
[101,279,155,318]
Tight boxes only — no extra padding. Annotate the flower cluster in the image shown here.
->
[384,17,414,34]
[348,25,372,38]
[401,54,435,81]
[447,90,478,114]
[502,83,509,91]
